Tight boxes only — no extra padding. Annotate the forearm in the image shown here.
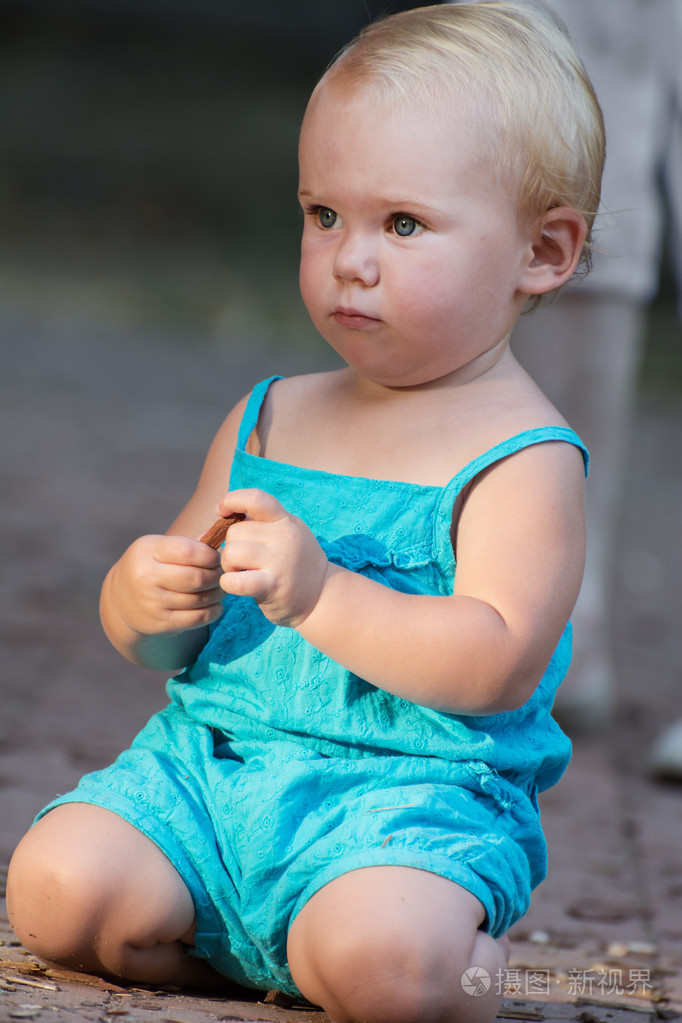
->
[296,565,546,714]
[100,566,208,672]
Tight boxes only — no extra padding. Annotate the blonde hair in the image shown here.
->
[318,0,605,287]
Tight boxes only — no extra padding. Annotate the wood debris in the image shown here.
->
[498,1009,545,1021]
[8,976,58,991]
[0,959,45,974]
[97,977,130,994]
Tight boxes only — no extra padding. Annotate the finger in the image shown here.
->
[219,567,272,602]
[220,539,268,573]
[156,536,221,569]
[157,562,222,596]
[216,489,287,524]
[154,602,225,634]
[158,584,224,611]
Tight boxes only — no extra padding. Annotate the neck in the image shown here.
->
[344,332,514,402]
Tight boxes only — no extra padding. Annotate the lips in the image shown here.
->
[333,306,381,329]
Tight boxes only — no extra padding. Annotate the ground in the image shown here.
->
[1,320,681,1022]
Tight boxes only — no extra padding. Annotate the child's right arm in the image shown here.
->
[99,394,250,671]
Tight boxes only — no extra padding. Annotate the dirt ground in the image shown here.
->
[1,318,681,1022]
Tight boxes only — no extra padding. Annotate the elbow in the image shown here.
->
[468,613,559,714]
[464,656,549,715]
[467,682,537,716]
[481,682,538,715]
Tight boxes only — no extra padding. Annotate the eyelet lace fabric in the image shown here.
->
[169,376,588,796]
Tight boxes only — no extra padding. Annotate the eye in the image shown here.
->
[391,214,423,237]
[317,206,339,229]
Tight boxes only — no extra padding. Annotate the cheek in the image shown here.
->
[298,244,320,314]
[396,264,460,322]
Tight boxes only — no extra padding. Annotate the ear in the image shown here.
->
[518,207,588,296]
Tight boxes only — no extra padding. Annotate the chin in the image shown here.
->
[350,363,440,389]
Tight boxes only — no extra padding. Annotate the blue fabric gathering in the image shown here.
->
[38,375,585,995]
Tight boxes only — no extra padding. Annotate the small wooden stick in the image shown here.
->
[199,512,246,549]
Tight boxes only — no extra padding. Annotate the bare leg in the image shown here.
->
[7,804,224,988]
[287,866,509,1023]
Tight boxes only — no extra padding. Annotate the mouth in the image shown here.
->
[333,307,381,329]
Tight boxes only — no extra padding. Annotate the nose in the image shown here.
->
[332,232,379,287]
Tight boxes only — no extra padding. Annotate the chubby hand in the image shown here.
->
[107,533,224,638]
[216,489,329,628]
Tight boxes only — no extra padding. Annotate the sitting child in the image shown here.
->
[7,3,604,1021]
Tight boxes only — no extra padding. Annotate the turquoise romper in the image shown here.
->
[39,376,586,996]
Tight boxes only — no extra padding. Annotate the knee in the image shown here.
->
[291,918,463,1023]
[8,806,197,982]
[7,824,109,970]
[340,932,452,1023]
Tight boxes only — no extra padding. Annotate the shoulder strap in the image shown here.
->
[433,426,589,578]
[451,426,589,493]
[236,376,283,451]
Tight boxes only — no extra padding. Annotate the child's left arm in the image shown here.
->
[217,441,585,715]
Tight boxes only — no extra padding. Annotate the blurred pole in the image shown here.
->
[511,0,682,736]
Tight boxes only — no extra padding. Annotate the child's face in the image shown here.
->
[298,79,538,388]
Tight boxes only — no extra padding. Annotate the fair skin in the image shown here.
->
[8,75,587,1023]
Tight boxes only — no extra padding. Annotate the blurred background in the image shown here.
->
[0,1,681,858]
[0,0,679,369]
[0,0,440,351]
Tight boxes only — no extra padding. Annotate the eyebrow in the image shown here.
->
[298,187,440,215]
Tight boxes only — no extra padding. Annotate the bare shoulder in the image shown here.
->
[475,434,586,494]
[460,365,586,496]
[251,359,584,488]
[465,358,572,439]
[255,370,351,462]
[456,422,587,578]
[428,355,580,476]
[454,366,587,581]
[265,370,348,409]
